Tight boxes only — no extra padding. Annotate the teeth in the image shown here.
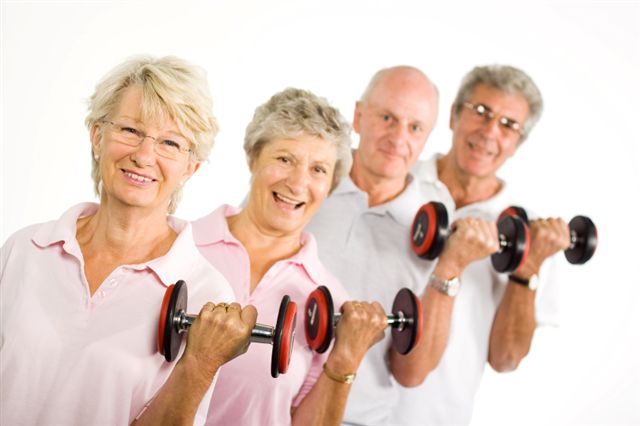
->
[469,141,494,156]
[124,171,153,183]
[274,192,304,207]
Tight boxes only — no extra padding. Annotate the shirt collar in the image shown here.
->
[192,204,240,245]
[145,217,203,287]
[32,203,98,252]
[415,153,512,220]
[192,204,329,286]
[32,202,200,288]
[282,232,330,287]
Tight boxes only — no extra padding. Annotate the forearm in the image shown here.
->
[292,353,358,426]
[488,282,536,372]
[132,356,219,426]
[389,285,453,386]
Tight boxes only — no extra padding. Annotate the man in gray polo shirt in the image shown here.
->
[306,66,502,425]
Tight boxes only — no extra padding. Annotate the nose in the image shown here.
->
[479,116,502,139]
[130,136,158,166]
[388,121,411,150]
[286,164,310,195]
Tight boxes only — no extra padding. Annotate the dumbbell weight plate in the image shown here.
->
[271,296,298,378]
[499,205,529,225]
[411,202,449,260]
[158,280,187,362]
[304,286,334,354]
[391,288,423,355]
[491,216,530,273]
[566,216,598,264]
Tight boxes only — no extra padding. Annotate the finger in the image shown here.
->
[200,302,216,314]
[227,302,242,313]
[240,304,258,327]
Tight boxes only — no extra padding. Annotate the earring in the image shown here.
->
[94,152,100,160]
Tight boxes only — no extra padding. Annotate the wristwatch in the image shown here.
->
[428,274,460,297]
[508,273,539,291]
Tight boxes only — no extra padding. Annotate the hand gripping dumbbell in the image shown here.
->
[410,201,530,273]
[157,280,298,378]
[304,286,423,355]
[498,206,598,264]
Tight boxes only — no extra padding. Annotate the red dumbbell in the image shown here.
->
[157,280,297,378]
[410,201,530,273]
[304,286,423,355]
[499,206,597,265]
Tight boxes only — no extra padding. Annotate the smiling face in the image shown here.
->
[449,84,529,179]
[91,85,198,214]
[245,135,337,237]
[353,68,438,184]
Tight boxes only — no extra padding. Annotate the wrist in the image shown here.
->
[323,362,356,384]
[433,259,462,279]
[326,349,360,374]
[427,273,460,297]
[177,352,221,391]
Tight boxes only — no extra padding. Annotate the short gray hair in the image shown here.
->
[453,65,543,142]
[85,55,218,213]
[244,88,352,192]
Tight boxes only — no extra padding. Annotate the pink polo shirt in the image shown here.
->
[0,203,235,426]
[192,204,349,426]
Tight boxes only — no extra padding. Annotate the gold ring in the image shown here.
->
[352,302,362,309]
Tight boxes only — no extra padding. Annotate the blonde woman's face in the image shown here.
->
[92,85,197,213]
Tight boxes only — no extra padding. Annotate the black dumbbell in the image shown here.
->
[499,206,598,264]
[410,201,530,273]
[157,280,297,378]
[304,286,423,355]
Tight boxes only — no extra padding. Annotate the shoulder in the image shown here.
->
[184,254,235,304]
[2,221,54,257]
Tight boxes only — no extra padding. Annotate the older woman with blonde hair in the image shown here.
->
[192,88,389,425]
[0,55,255,426]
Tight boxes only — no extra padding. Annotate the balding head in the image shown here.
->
[361,66,438,108]
[351,66,439,204]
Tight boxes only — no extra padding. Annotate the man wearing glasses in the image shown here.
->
[307,66,509,426]
[390,65,569,425]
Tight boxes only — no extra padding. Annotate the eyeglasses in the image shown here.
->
[462,102,524,136]
[101,120,193,160]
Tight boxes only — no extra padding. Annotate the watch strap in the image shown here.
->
[508,274,530,286]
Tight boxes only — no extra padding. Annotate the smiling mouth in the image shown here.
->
[273,192,305,209]
[122,169,157,183]
[468,140,495,156]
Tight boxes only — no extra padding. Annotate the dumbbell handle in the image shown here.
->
[425,226,512,254]
[176,311,275,345]
[331,311,414,332]
[569,229,584,250]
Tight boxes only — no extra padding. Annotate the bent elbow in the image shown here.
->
[488,350,527,373]
[391,366,432,388]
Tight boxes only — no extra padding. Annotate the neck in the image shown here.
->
[76,196,175,263]
[437,153,501,209]
[227,206,303,262]
[350,155,408,207]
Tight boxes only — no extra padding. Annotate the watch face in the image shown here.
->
[447,278,460,296]
[528,275,539,291]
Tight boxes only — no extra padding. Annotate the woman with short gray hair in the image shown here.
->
[193,87,388,426]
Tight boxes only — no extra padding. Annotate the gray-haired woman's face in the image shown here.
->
[246,135,337,236]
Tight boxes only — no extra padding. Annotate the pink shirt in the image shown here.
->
[0,203,234,426]
[192,204,349,426]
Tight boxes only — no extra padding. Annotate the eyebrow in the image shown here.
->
[272,148,334,166]
[117,115,183,136]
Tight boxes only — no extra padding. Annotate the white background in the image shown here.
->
[2,1,639,424]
